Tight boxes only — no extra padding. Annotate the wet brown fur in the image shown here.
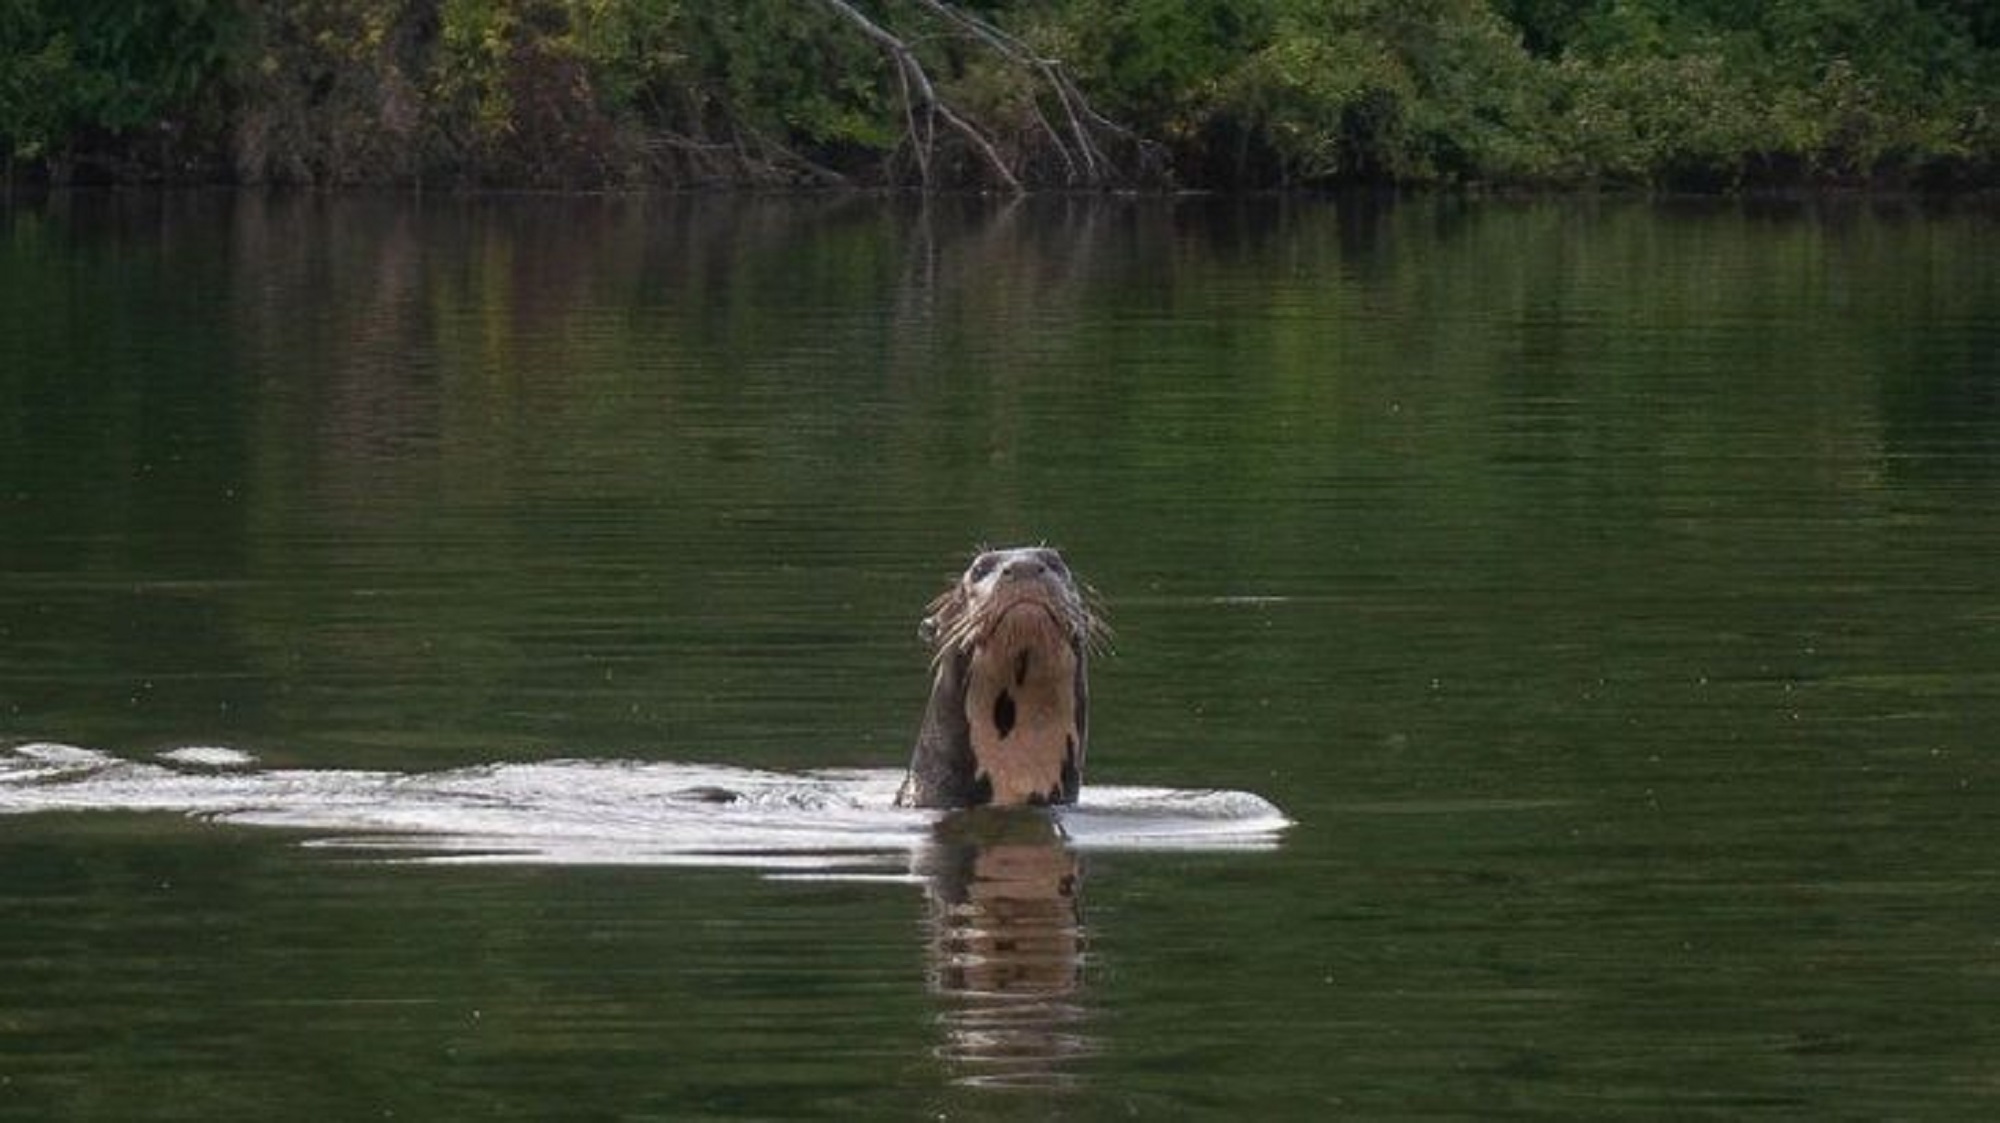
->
[897,547,1106,809]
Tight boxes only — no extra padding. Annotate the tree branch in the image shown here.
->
[817,0,1023,193]
[905,0,1157,186]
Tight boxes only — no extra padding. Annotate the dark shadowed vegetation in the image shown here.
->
[3,0,1996,189]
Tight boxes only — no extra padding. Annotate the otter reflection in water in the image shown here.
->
[915,808,1094,1089]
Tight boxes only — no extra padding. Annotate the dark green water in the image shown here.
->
[3,192,1998,1118]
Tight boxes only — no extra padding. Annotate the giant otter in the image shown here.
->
[897,546,1107,809]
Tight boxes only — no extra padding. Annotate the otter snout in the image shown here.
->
[996,553,1050,582]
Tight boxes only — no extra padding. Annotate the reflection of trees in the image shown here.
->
[215,195,1185,765]
[7,193,1995,763]
[916,809,1093,1089]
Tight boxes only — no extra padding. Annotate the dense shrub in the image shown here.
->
[0,0,238,179]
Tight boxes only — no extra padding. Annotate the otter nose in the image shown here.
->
[998,555,1046,582]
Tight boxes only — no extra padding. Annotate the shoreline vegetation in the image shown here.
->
[3,1,1995,193]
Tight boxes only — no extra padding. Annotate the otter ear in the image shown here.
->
[918,614,941,646]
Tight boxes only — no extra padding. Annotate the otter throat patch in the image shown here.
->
[962,605,1081,805]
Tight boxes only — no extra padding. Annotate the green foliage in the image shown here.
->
[228,0,431,183]
[1,0,238,173]
[1537,0,1997,184]
[428,0,626,185]
[0,0,1994,186]
[1556,48,1765,186]
[1062,0,1563,185]
[684,2,894,151]
[1212,6,1419,182]
[568,0,686,112]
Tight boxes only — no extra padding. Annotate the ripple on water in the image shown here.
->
[0,743,1289,870]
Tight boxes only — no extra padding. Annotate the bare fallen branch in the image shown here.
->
[818,0,1024,193]
[905,0,1158,186]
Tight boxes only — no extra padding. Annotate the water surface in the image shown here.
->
[3,192,1997,1117]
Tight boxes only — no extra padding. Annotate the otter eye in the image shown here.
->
[967,554,998,581]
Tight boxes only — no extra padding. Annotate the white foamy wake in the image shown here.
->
[0,743,1288,870]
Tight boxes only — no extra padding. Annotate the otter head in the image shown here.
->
[897,547,1106,810]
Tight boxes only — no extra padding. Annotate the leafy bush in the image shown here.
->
[1,0,238,177]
